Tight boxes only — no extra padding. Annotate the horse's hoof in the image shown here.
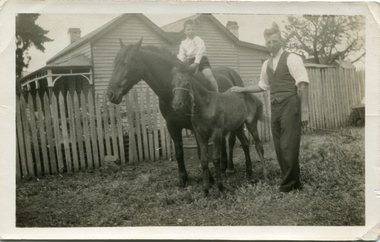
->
[217,183,224,192]
[178,178,188,187]
[247,178,259,185]
[203,190,209,198]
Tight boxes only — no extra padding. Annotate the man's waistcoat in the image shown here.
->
[267,51,297,103]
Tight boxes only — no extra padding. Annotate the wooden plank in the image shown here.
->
[343,69,351,125]
[16,136,21,179]
[329,69,338,127]
[340,69,348,126]
[309,69,320,128]
[327,69,337,128]
[81,92,93,170]
[332,69,340,128]
[308,69,316,128]
[325,69,333,129]
[36,93,50,175]
[109,102,119,158]
[125,93,137,164]
[317,69,325,129]
[136,89,149,161]
[20,95,35,176]
[102,93,112,156]
[116,102,126,165]
[66,93,79,171]
[51,94,64,173]
[152,94,160,160]
[43,94,58,174]
[16,96,28,178]
[73,92,86,170]
[95,92,105,164]
[145,90,155,161]
[88,92,100,168]
[132,90,143,162]
[334,69,344,127]
[58,92,72,172]
[165,125,173,160]
[27,93,42,176]
[158,112,167,160]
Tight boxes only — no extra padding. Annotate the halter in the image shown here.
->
[172,87,196,116]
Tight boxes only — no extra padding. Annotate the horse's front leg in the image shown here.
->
[194,132,214,185]
[211,130,224,192]
[235,125,253,181]
[197,136,212,196]
[246,120,267,180]
[167,124,188,187]
[227,132,237,174]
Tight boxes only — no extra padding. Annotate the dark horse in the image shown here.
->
[107,38,246,187]
[171,66,267,195]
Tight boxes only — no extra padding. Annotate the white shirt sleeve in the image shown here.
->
[258,60,270,91]
[287,54,310,86]
[194,37,206,64]
[177,41,186,61]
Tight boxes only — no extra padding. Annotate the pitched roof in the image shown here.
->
[161,14,268,52]
[161,14,202,32]
[47,14,176,64]
[47,53,91,67]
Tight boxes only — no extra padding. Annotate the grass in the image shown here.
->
[16,126,365,227]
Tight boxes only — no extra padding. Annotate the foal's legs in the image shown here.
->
[235,125,253,180]
[227,132,237,174]
[167,124,188,187]
[211,130,224,192]
[194,132,214,185]
[246,119,267,180]
[198,136,213,196]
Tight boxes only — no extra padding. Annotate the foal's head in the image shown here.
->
[171,66,193,112]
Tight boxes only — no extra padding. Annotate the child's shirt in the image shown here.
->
[177,36,206,64]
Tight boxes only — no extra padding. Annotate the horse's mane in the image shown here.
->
[143,45,180,63]
[176,63,215,92]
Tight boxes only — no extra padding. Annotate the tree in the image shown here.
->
[16,14,53,80]
[282,15,365,65]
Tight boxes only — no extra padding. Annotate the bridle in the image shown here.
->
[172,86,196,116]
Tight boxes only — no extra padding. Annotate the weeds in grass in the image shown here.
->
[16,127,365,226]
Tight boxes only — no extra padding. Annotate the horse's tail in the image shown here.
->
[227,70,244,87]
[244,93,264,121]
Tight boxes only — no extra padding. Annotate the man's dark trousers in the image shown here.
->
[271,94,302,192]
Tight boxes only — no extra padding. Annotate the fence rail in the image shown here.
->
[16,67,365,179]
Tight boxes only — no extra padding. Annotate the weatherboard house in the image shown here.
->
[20,13,270,97]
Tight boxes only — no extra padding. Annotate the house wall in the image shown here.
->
[237,46,269,86]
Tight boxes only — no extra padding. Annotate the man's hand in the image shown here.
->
[230,86,245,93]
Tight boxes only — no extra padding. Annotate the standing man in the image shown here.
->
[230,23,309,192]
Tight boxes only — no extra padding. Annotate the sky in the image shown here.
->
[25,13,365,73]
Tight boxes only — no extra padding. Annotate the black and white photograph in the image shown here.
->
[0,1,379,240]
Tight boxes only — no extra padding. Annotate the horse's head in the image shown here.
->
[107,38,145,104]
[171,66,193,112]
